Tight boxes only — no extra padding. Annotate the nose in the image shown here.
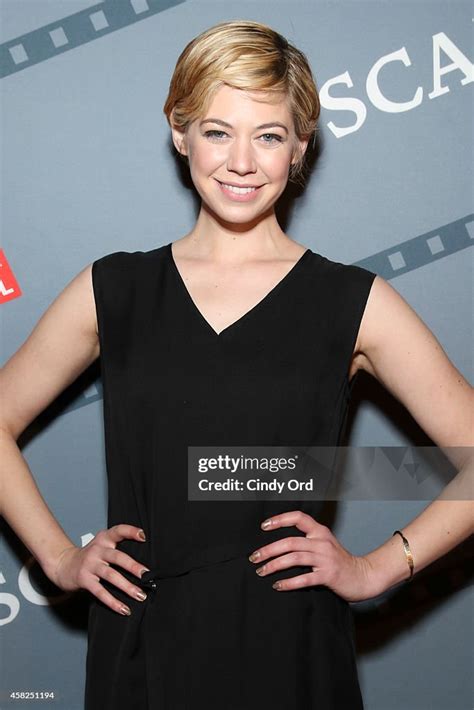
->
[226,136,257,175]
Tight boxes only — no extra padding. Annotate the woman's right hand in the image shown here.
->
[49,524,150,616]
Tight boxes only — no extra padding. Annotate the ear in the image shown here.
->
[171,123,188,157]
[291,137,309,166]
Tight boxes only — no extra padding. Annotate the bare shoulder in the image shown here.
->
[76,262,99,336]
[356,274,436,363]
[0,262,99,439]
[41,261,99,339]
[354,275,473,448]
[353,275,394,376]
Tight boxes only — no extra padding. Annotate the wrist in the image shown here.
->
[364,533,414,596]
[42,543,78,585]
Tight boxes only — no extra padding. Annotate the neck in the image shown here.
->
[182,203,292,260]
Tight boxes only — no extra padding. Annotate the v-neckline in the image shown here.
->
[167,242,312,338]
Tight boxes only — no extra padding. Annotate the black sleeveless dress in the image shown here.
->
[85,241,377,709]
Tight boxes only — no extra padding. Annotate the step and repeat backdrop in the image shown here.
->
[1,1,472,709]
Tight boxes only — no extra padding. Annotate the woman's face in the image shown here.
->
[171,84,308,225]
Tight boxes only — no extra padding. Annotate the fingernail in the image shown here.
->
[138,529,146,541]
[255,565,265,575]
[248,551,260,562]
[120,605,131,615]
[272,582,282,590]
[261,519,272,529]
[140,567,150,577]
[136,590,147,601]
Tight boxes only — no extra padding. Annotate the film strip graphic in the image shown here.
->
[0,0,186,78]
[58,213,471,415]
[354,214,473,278]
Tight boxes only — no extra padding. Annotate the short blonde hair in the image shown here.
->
[163,20,320,185]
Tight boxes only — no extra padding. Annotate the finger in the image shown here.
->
[97,563,149,604]
[102,524,147,545]
[254,551,318,577]
[249,536,316,564]
[260,510,328,537]
[102,548,150,580]
[88,579,134,616]
[272,570,321,592]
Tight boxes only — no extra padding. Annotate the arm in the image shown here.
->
[353,275,474,595]
[0,263,100,581]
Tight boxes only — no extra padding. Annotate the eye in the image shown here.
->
[260,133,284,144]
[204,130,228,141]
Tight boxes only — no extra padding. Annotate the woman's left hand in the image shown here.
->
[248,510,381,602]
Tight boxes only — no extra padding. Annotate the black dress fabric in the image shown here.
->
[85,241,377,709]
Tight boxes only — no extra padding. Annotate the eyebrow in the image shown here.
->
[199,118,289,134]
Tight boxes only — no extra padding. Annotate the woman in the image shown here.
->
[0,20,472,710]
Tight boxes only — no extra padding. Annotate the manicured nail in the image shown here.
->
[272,582,282,590]
[138,529,146,541]
[261,519,272,529]
[255,565,265,575]
[120,605,131,615]
[135,590,147,601]
[248,551,260,562]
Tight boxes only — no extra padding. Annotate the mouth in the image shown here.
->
[215,179,264,202]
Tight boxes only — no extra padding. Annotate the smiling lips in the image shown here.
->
[216,179,263,202]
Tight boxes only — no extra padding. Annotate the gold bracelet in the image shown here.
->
[393,530,414,581]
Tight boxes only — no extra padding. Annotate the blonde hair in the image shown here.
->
[163,20,320,185]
